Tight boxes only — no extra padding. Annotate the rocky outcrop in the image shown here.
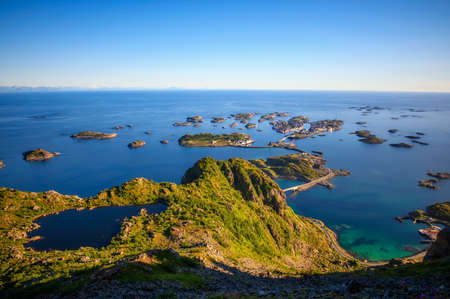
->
[0,160,4,168]
[22,149,61,161]
[160,140,169,144]
[388,129,398,133]
[245,123,257,129]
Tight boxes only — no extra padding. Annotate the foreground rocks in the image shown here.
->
[22,148,61,161]
[71,131,118,140]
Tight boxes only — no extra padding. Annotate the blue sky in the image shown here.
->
[1,0,449,91]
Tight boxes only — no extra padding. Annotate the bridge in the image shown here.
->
[283,170,335,192]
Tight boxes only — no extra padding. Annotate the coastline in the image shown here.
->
[309,217,429,266]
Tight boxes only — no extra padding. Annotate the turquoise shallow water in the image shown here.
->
[0,90,449,260]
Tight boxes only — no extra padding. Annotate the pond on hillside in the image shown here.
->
[26,203,167,251]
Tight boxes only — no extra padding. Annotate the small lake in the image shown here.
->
[26,203,167,251]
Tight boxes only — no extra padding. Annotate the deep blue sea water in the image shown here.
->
[1,90,449,260]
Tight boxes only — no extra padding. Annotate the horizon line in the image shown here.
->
[0,85,449,94]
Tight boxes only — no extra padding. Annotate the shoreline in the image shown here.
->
[309,218,429,266]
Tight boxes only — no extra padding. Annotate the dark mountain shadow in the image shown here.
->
[2,249,449,298]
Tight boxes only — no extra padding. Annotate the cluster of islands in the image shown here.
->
[0,108,449,298]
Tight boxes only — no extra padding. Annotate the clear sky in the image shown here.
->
[1,0,449,92]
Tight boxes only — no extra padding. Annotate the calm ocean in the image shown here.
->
[1,90,449,260]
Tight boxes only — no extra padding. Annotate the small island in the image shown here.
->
[259,112,289,122]
[71,131,118,140]
[390,142,413,148]
[145,131,152,135]
[186,115,203,123]
[112,125,125,130]
[405,135,421,140]
[287,119,343,139]
[418,179,439,190]
[211,117,227,123]
[272,115,309,133]
[128,140,146,148]
[179,132,254,147]
[231,113,256,120]
[412,140,429,145]
[245,123,257,129]
[230,122,238,128]
[160,140,169,144]
[22,149,61,161]
[427,172,450,180]
[388,129,398,133]
[0,160,4,168]
[173,122,192,126]
[352,130,386,144]
[417,171,450,190]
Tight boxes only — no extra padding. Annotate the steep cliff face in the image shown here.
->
[183,157,287,215]
[425,227,450,260]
